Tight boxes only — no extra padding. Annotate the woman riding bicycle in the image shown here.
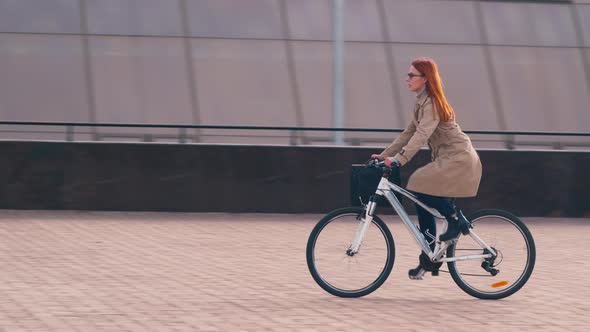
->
[371,57,482,280]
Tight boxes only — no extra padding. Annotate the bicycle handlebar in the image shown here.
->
[365,158,400,177]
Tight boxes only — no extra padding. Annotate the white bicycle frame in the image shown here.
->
[349,175,497,263]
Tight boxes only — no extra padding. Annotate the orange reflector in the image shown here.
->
[491,281,508,288]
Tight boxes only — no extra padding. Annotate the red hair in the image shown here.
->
[411,57,455,122]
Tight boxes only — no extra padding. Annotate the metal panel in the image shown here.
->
[383,0,481,44]
[192,38,296,144]
[481,1,579,47]
[0,34,89,123]
[89,36,193,140]
[85,0,183,36]
[576,3,590,46]
[490,47,590,132]
[187,0,284,39]
[0,0,81,34]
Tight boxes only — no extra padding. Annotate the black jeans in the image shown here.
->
[414,193,456,249]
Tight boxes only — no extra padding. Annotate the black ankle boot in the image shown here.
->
[408,263,426,280]
[456,210,473,235]
[439,216,461,242]
[408,252,442,280]
[439,210,472,242]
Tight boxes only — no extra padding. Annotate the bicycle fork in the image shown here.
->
[347,200,377,256]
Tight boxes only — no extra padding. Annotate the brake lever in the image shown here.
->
[365,158,385,168]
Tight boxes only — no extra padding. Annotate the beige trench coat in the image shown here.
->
[379,93,482,198]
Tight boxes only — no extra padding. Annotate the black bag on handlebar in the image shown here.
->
[350,164,403,206]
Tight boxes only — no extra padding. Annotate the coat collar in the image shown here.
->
[416,89,429,106]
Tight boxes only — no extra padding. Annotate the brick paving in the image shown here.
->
[0,210,588,331]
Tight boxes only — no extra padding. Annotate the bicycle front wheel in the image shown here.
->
[306,207,395,298]
[447,209,536,300]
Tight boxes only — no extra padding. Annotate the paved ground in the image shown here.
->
[0,210,588,332]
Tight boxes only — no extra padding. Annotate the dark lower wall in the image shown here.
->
[0,141,588,217]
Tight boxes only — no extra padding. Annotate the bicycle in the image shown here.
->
[306,159,536,300]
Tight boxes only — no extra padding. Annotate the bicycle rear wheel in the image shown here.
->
[447,209,536,300]
[306,207,395,298]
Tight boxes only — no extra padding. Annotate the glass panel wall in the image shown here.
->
[0,0,588,149]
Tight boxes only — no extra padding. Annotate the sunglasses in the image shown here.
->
[407,73,425,78]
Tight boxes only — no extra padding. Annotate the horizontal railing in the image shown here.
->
[1,121,589,149]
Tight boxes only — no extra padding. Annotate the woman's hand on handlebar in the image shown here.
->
[384,157,401,168]
[367,154,400,169]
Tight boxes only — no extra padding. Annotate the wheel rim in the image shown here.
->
[450,215,533,295]
[310,213,392,294]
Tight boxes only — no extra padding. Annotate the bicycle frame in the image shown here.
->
[350,175,497,263]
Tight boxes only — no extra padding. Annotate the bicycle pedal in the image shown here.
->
[431,270,439,276]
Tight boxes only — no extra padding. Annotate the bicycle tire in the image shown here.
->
[306,207,396,298]
[447,209,536,300]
